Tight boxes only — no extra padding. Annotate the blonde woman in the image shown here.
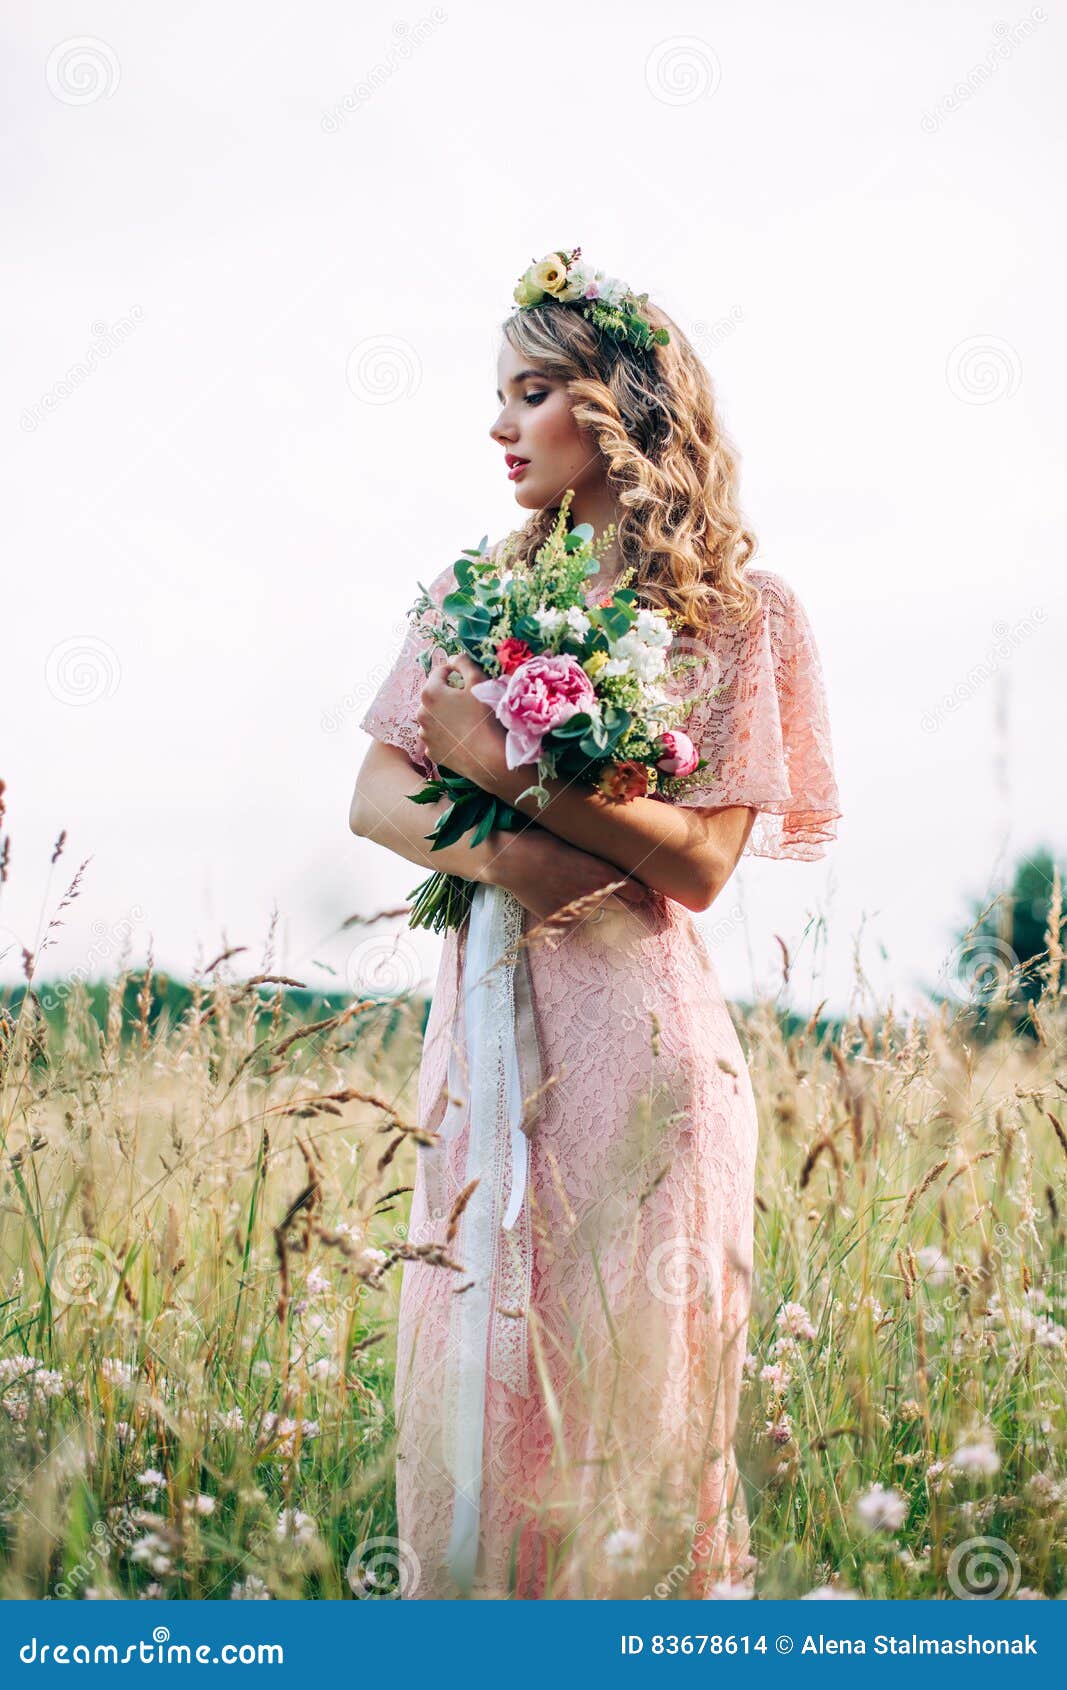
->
[349,250,841,1599]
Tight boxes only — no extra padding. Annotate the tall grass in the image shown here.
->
[1,826,1065,1600]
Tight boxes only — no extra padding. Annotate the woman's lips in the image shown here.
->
[507,458,529,481]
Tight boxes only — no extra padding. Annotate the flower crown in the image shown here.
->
[512,247,670,354]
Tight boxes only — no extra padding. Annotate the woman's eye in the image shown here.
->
[523,390,548,406]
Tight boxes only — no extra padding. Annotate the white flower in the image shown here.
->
[193,1493,215,1516]
[855,1482,907,1532]
[706,1580,754,1598]
[564,606,591,639]
[136,1468,166,1490]
[950,1434,1000,1477]
[602,1527,642,1566]
[130,1532,171,1576]
[559,262,595,302]
[275,1507,318,1548]
[533,605,565,636]
[597,274,627,308]
[231,1574,272,1599]
[915,1246,952,1286]
[604,631,668,682]
[633,608,672,647]
[305,1265,331,1297]
[801,1584,860,1599]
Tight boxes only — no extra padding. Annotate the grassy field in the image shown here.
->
[1,865,1065,1601]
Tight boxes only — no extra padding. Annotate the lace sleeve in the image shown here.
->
[656,569,842,861]
[358,560,459,777]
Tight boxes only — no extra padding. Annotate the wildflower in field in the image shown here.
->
[1013,1588,1047,1599]
[759,1362,792,1390]
[231,1574,272,1599]
[855,1483,907,1532]
[185,1493,215,1517]
[898,1398,922,1422]
[949,1433,1000,1477]
[765,1413,792,1446]
[1020,1309,1066,1349]
[274,1508,318,1548]
[742,1351,759,1377]
[705,1580,754,1598]
[129,1532,172,1575]
[896,1547,931,1575]
[770,1333,801,1365]
[258,1413,321,1457]
[914,1246,952,1286]
[602,1527,643,1568]
[135,1468,166,1501]
[304,1264,331,1297]
[114,1419,135,1446]
[100,1357,136,1388]
[776,1301,817,1340]
[306,1355,340,1385]
[801,1584,860,1599]
[215,1406,244,1432]
[137,1582,165,1599]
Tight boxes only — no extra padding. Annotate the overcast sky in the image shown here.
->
[4,0,1064,1019]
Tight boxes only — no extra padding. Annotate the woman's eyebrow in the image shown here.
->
[495,369,549,401]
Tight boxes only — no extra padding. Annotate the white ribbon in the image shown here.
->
[437,880,540,1594]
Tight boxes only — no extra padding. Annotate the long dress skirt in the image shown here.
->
[391,884,758,1600]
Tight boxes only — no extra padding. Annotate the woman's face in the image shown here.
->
[490,339,607,512]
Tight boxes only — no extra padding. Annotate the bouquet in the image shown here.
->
[404,493,712,932]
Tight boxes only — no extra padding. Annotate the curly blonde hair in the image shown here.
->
[498,296,761,636]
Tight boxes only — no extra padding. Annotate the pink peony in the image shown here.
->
[471,653,597,769]
[655,728,699,777]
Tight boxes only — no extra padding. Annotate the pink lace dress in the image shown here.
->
[359,559,840,1599]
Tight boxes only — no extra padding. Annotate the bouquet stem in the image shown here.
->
[405,869,477,934]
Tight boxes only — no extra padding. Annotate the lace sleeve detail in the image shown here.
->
[358,560,459,777]
[656,569,842,861]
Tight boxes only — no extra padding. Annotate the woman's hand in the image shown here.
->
[415,653,506,788]
[491,825,654,928]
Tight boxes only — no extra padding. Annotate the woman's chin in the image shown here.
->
[511,481,543,511]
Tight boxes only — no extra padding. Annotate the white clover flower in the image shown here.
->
[855,1482,907,1532]
[305,1265,331,1297]
[776,1301,817,1341]
[949,1435,1000,1477]
[759,1362,792,1390]
[915,1245,952,1286]
[231,1574,272,1600]
[602,1527,643,1566]
[275,1507,318,1547]
[136,1468,166,1490]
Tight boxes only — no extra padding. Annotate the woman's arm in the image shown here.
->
[483,757,756,912]
[348,739,536,887]
[412,655,756,911]
[349,740,654,922]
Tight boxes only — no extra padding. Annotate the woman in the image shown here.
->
[349,249,841,1599]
